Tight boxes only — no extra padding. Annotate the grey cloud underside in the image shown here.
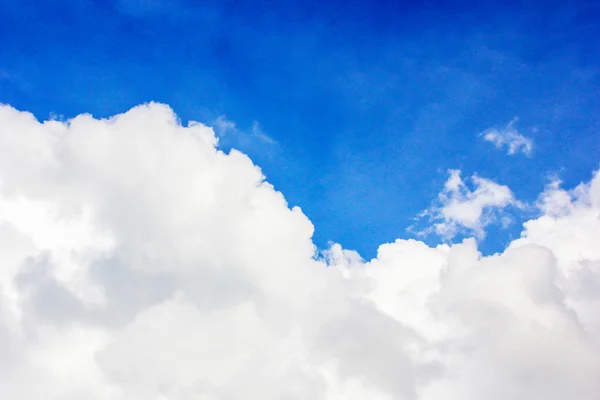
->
[0,103,599,399]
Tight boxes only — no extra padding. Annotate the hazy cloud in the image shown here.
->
[213,115,277,150]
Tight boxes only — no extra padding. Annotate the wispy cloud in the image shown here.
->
[481,118,533,156]
[251,121,276,145]
[213,115,277,150]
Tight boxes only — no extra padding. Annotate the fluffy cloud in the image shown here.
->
[419,169,520,240]
[482,118,533,156]
[0,103,599,399]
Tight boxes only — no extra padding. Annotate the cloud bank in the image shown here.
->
[0,103,599,399]
[482,119,534,156]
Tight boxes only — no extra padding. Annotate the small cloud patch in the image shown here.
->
[481,118,533,156]
[417,169,522,240]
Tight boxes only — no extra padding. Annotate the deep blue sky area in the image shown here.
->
[2,0,599,258]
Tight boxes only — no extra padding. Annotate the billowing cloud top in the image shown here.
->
[0,103,599,399]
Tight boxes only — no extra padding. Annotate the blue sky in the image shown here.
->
[2,0,599,258]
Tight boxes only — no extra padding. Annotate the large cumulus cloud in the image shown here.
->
[0,103,599,399]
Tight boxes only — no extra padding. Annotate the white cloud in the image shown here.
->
[482,118,533,156]
[0,102,599,399]
[419,169,520,240]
